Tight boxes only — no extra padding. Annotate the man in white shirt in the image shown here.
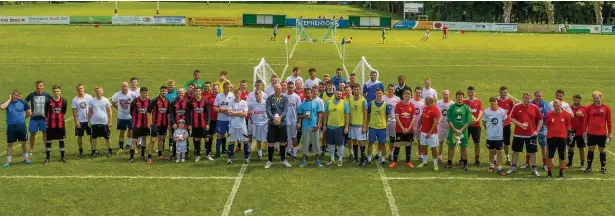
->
[227,88,249,164]
[128,77,140,96]
[286,67,303,84]
[72,84,93,157]
[247,80,267,145]
[421,78,438,101]
[548,89,574,117]
[249,91,268,160]
[264,75,280,97]
[410,87,426,162]
[482,96,508,176]
[436,89,452,161]
[284,81,302,159]
[111,82,137,153]
[213,82,236,158]
[88,86,113,158]
[304,68,321,89]
[384,84,401,161]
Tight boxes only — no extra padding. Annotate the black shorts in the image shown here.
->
[6,124,28,143]
[75,122,91,137]
[46,128,66,141]
[468,126,481,144]
[587,134,607,148]
[208,121,217,135]
[150,125,168,137]
[503,125,511,145]
[192,127,207,138]
[567,135,587,148]
[547,138,567,160]
[486,140,503,150]
[267,124,287,143]
[512,136,537,153]
[395,132,414,143]
[91,124,110,140]
[132,127,150,139]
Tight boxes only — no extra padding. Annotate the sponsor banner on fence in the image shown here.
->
[0,16,69,24]
[70,16,113,24]
[112,16,154,25]
[601,25,615,34]
[285,18,349,28]
[392,20,416,29]
[432,22,517,32]
[153,16,185,25]
[566,24,601,34]
[186,17,242,26]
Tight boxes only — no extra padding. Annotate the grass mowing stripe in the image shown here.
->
[216,36,236,45]
[384,176,615,181]
[222,163,248,216]
[376,162,399,216]
[0,175,237,180]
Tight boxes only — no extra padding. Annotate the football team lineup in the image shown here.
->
[1,2,615,215]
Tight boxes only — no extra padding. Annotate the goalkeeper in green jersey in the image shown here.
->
[445,90,473,171]
[381,28,386,44]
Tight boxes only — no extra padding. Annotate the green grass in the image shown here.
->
[0,23,614,216]
[0,2,392,18]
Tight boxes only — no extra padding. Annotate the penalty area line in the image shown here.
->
[216,36,236,45]
[221,163,249,216]
[395,37,416,48]
[384,176,615,181]
[0,175,237,180]
[377,162,400,216]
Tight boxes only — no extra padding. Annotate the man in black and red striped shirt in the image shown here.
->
[129,87,150,163]
[170,88,192,160]
[147,86,171,163]
[191,87,210,161]
[44,85,68,164]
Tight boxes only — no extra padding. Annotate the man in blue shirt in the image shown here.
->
[362,71,384,103]
[331,68,346,90]
[528,90,551,171]
[298,89,323,167]
[217,25,223,41]
[25,80,51,156]
[1,90,33,167]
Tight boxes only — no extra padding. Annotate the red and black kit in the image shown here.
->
[45,97,68,140]
[130,97,151,138]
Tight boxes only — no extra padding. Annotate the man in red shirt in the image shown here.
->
[417,96,441,171]
[391,89,416,168]
[497,86,515,165]
[545,100,571,178]
[295,80,306,101]
[584,91,612,174]
[146,86,171,163]
[442,25,448,40]
[464,86,483,166]
[567,94,587,169]
[506,92,543,176]
[203,82,218,160]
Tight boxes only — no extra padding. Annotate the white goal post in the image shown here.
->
[253,57,277,89]
[349,56,379,86]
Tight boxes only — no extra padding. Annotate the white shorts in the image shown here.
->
[286,123,298,140]
[420,132,438,148]
[229,127,248,142]
[386,121,396,138]
[252,124,267,142]
[349,125,367,141]
[437,125,449,141]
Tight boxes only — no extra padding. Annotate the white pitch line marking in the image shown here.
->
[395,37,416,48]
[221,163,248,216]
[377,162,399,216]
[0,175,237,180]
[384,176,615,181]
[607,150,615,157]
[216,36,236,45]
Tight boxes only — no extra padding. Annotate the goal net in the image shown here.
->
[253,57,277,88]
[321,20,342,58]
[350,56,379,85]
[289,18,313,58]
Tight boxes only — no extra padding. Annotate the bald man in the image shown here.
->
[111,81,139,152]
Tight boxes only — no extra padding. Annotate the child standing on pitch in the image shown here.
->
[174,120,189,162]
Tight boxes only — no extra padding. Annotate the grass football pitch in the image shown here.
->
[1,4,615,216]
